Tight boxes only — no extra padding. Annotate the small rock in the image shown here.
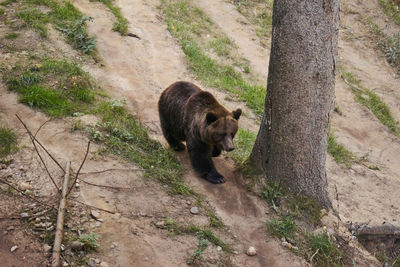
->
[186,200,191,205]
[62,261,68,267]
[281,241,289,247]
[144,257,149,262]
[7,226,15,231]
[20,212,29,218]
[233,250,239,255]
[97,218,104,223]
[94,258,101,264]
[91,210,100,219]
[246,246,256,256]
[35,217,41,223]
[112,213,121,221]
[10,245,18,252]
[20,182,30,190]
[95,221,101,227]
[87,258,96,267]
[110,242,118,249]
[19,166,24,171]
[155,221,165,228]
[216,246,222,252]
[190,207,199,215]
[71,241,83,251]
[61,244,65,251]
[281,237,286,242]
[75,182,80,188]
[43,244,52,253]
[292,246,299,250]
[99,262,109,267]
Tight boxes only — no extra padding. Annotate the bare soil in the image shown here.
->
[0,0,399,266]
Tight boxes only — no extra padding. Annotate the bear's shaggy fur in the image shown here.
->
[158,81,241,183]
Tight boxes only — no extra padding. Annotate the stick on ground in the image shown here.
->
[51,161,71,267]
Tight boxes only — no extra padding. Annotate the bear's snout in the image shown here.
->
[222,138,235,152]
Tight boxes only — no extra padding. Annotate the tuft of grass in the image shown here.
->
[161,0,266,116]
[0,127,18,158]
[4,59,96,117]
[17,0,96,54]
[0,0,15,6]
[4,32,19,39]
[379,0,400,26]
[327,132,355,168]
[0,8,4,15]
[207,36,235,57]
[308,234,344,266]
[230,129,256,165]
[78,233,100,252]
[267,215,297,239]
[93,0,128,35]
[187,231,209,265]
[165,218,232,252]
[206,207,224,228]
[235,0,273,47]
[340,70,400,136]
[262,181,282,212]
[93,99,194,195]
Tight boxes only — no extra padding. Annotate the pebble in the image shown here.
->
[246,246,256,256]
[110,242,118,249]
[281,241,289,247]
[43,244,52,253]
[7,226,15,231]
[190,206,199,215]
[144,257,149,262]
[20,182,30,190]
[94,258,101,264]
[112,213,121,221]
[62,261,68,267]
[71,241,83,250]
[10,245,18,252]
[91,210,100,219]
[35,217,41,223]
[99,262,109,267]
[155,221,165,228]
[233,250,239,255]
[20,212,29,218]
[216,246,222,252]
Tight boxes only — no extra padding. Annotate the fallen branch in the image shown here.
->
[0,177,56,210]
[310,248,319,263]
[66,141,90,197]
[72,199,115,215]
[34,119,51,138]
[77,177,132,190]
[16,114,60,191]
[16,114,65,173]
[51,161,71,267]
[77,167,144,175]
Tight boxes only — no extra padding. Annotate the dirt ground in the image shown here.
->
[0,0,399,266]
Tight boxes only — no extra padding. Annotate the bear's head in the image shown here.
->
[203,108,242,151]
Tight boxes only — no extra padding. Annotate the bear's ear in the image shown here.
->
[232,109,242,120]
[206,112,218,125]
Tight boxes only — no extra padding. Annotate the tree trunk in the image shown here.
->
[251,0,339,208]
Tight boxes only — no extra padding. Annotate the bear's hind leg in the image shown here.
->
[187,140,225,184]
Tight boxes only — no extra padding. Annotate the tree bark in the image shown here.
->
[251,0,339,208]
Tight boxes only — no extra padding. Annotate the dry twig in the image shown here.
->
[66,141,90,197]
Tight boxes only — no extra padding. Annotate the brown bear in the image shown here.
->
[158,81,241,184]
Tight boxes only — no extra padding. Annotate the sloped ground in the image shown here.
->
[0,0,399,266]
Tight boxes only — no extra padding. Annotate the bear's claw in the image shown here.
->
[205,169,225,184]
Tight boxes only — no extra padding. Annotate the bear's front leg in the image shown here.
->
[187,139,225,184]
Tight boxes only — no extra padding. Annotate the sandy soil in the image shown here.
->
[1,0,399,265]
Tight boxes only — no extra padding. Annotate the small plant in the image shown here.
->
[57,16,96,54]
[379,0,400,26]
[94,0,128,35]
[267,215,296,239]
[327,132,355,168]
[263,181,282,212]
[288,195,322,226]
[308,234,344,266]
[0,127,18,158]
[5,32,19,39]
[79,233,100,252]
[187,231,209,265]
[230,129,256,165]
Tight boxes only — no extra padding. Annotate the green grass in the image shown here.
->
[288,195,322,226]
[161,0,266,116]
[327,132,355,168]
[267,215,297,239]
[4,32,19,39]
[340,70,400,136]
[0,0,15,6]
[207,36,236,57]
[92,99,194,195]
[235,0,273,47]
[0,8,4,15]
[165,218,232,252]
[78,233,100,252]
[0,127,18,158]
[4,59,96,117]
[93,0,128,35]
[230,129,256,165]
[379,0,400,26]
[188,231,209,265]
[16,0,96,54]
[308,234,344,267]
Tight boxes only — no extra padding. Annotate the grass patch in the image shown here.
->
[16,0,96,54]
[267,215,297,239]
[165,218,232,252]
[340,70,400,136]
[308,234,344,266]
[92,0,128,35]
[92,99,194,195]
[78,233,100,252]
[3,59,96,117]
[4,32,19,39]
[235,0,273,47]
[327,132,355,167]
[0,0,15,6]
[161,0,266,116]
[379,0,400,26]
[288,195,322,226]
[187,231,209,265]
[0,127,18,158]
[230,129,256,165]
